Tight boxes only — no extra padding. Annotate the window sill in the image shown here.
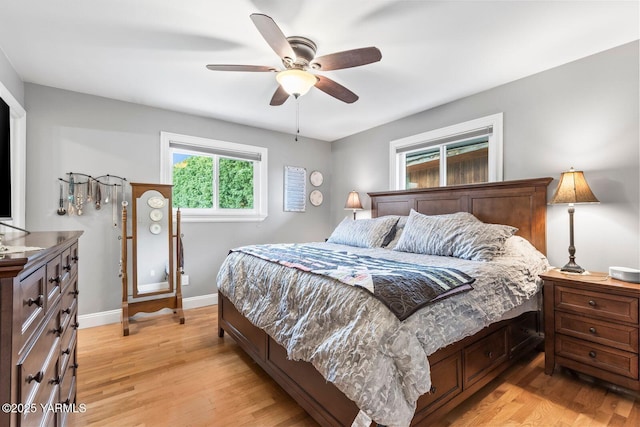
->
[179,214,268,223]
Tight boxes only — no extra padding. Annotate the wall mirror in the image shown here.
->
[121,182,184,335]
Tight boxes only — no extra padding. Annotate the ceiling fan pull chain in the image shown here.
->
[295,95,300,142]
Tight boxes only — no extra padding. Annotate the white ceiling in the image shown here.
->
[0,1,637,141]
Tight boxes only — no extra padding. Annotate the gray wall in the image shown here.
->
[25,84,333,315]
[331,42,640,273]
[0,48,24,106]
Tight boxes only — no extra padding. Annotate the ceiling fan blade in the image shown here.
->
[314,75,358,104]
[206,64,276,72]
[270,85,290,106]
[250,13,295,60]
[311,47,382,71]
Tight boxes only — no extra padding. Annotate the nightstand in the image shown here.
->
[541,269,640,391]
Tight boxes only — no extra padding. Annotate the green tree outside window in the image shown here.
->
[172,154,253,209]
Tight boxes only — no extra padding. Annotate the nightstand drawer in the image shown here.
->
[555,286,639,324]
[556,335,639,379]
[555,312,639,353]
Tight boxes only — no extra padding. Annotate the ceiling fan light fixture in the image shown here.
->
[276,69,317,97]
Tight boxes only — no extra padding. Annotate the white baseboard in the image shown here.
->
[78,293,218,329]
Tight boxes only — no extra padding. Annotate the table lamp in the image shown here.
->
[344,191,363,220]
[550,167,599,273]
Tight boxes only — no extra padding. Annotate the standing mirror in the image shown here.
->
[121,182,184,336]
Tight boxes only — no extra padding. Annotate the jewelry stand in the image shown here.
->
[120,182,184,336]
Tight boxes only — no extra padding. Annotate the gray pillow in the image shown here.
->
[327,216,399,248]
[393,209,517,261]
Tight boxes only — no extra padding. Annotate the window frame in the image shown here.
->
[160,132,268,222]
[389,113,503,190]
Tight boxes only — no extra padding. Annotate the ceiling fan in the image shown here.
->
[206,13,382,106]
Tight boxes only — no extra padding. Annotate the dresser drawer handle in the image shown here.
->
[26,295,43,307]
[485,351,494,359]
[589,351,597,358]
[53,326,64,336]
[63,263,72,272]
[589,327,597,334]
[27,371,43,384]
[62,348,71,355]
[429,385,437,394]
[49,275,61,284]
[72,322,80,330]
[50,376,61,385]
[588,300,597,307]
[72,255,79,262]
[62,307,71,314]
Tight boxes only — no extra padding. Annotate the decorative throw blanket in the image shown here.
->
[233,243,474,320]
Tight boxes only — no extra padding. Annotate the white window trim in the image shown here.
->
[160,131,268,222]
[389,113,503,190]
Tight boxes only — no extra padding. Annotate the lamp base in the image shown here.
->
[560,261,585,274]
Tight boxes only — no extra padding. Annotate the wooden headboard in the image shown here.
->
[369,177,553,255]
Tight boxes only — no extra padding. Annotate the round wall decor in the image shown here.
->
[309,190,323,206]
[309,170,324,187]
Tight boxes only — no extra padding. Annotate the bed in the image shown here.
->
[217,177,552,426]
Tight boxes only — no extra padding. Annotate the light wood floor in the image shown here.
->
[70,306,639,427]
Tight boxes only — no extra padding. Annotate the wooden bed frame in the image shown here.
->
[218,177,552,426]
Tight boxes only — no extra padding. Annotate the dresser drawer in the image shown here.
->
[59,372,76,427]
[60,339,77,404]
[60,278,79,329]
[464,327,508,387]
[60,245,76,290]
[555,286,639,324]
[45,254,62,310]
[68,241,79,279]
[18,311,60,406]
[556,334,639,379]
[60,311,77,377]
[556,311,638,353]
[18,266,46,352]
[19,347,59,427]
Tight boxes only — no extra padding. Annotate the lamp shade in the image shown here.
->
[276,69,317,97]
[550,168,599,205]
[344,191,363,210]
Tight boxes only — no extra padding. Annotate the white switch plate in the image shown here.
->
[182,274,189,286]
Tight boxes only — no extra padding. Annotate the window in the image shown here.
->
[389,113,503,190]
[160,132,268,222]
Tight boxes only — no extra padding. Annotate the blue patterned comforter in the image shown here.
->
[233,243,474,321]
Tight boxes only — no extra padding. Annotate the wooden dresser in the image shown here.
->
[0,231,82,427]
[542,269,640,391]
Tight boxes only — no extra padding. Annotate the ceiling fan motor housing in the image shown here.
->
[285,36,317,69]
